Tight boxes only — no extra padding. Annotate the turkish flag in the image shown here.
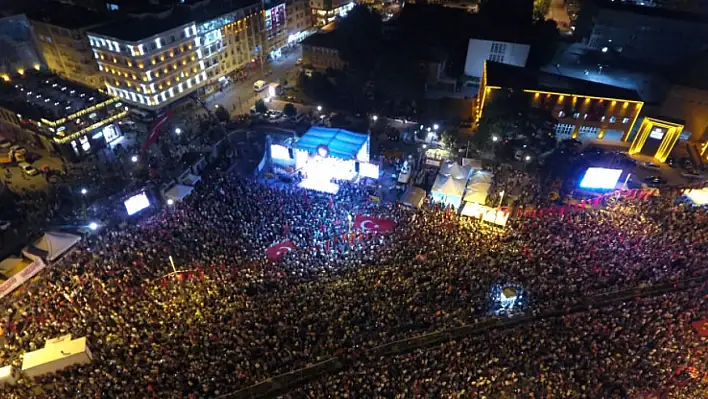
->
[353,215,396,233]
[266,240,297,261]
[692,319,708,337]
[141,111,171,155]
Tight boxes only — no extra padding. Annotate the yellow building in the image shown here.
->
[28,5,109,90]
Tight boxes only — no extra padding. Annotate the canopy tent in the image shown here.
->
[463,170,492,204]
[295,127,370,161]
[164,184,194,203]
[400,187,426,209]
[683,187,708,205]
[22,335,92,378]
[22,232,81,262]
[431,174,466,208]
[439,161,471,180]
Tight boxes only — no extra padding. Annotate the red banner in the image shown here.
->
[265,240,296,261]
[141,111,170,155]
[353,215,396,233]
[692,319,708,337]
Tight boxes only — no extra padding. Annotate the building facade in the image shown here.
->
[87,1,264,110]
[0,71,126,161]
[578,1,708,66]
[28,6,109,90]
[301,31,345,70]
[475,62,644,143]
[309,0,354,26]
[0,15,44,80]
[463,38,529,78]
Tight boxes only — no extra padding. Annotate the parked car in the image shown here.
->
[643,175,667,187]
[18,161,39,176]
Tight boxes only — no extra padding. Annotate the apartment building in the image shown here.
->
[28,4,109,90]
[0,15,44,79]
[87,0,264,110]
[286,0,312,45]
[310,0,355,26]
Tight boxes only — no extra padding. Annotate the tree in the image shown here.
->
[255,99,268,114]
[283,103,297,117]
[214,104,230,122]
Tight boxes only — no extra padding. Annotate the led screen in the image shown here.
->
[579,167,623,190]
[270,144,291,160]
[649,127,667,140]
[124,192,151,215]
[360,163,380,179]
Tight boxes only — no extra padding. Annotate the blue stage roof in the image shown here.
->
[295,127,368,160]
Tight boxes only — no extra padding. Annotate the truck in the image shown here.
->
[267,83,283,97]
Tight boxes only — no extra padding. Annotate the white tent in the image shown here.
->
[684,187,708,205]
[463,170,492,205]
[0,257,26,276]
[0,365,18,386]
[22,232,81,262]
[164,184,194,203]
[439,161,471,180]
[431,174,466,208]
[22,335,92,378]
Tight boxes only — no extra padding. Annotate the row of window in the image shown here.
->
[558,110,631,124]
[490,42,507,54]
[488,54,505,63]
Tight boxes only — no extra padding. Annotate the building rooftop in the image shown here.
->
[301,31,340,49]
[0,71,113,122]
[25,3,111,30]
[90,0,259,41]
[595,0,708,23]
[485,62,642,101]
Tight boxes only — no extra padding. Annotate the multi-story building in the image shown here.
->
[309,0,355,26]
[27,4,109,90]
[463,38,530,78]
[301,30,346,70]
[285,0,312,45]
[264,0,288,54]
[577,0,708,66]
[87,0,264,111]
[0,15,45,80]
[0,71,127,161]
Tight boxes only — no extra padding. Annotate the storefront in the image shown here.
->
[59,123,124,162]
[628,116,685,163]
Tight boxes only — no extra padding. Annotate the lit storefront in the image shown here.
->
[628,117,685,163]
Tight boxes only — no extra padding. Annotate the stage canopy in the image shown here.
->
[439,161,471,180]
[431,174,466,208]
[22,232,81,262]
[683,187,708,205]
[295,127,369,160]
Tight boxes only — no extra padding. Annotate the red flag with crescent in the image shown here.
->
[266,240,297,261]
[693,319,708,337]
[353,215,396,233]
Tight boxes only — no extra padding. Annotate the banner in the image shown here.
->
[141,111,170,155]
[693,319,708,337]
[353,215,396,233]
[265,240,297,261]
[0,259,47,300]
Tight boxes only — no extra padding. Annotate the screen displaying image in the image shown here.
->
[124,192,150,215]
[270,144,291,160]
[579,167,623,190]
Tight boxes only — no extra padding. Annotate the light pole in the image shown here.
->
[80,188,87,220]
[347,213,352,233]
[169,255,177,273]
[131,155,138,163]
[498,190,505,208]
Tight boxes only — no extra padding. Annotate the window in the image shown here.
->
[558,111,565,118]
[609,116,616,123]
[106,3,119,10]
[573,112,580,119]
[622,117,630,124]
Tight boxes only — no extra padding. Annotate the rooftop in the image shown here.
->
[301,30,341,49]
[0,71,113,122]
[595,0,708,23]
[91,0,259,41]
[295,127,369,160]
[485,62,642,101]
[25,3,111,30]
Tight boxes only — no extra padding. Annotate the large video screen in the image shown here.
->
[124,192,151,215]
[579,167,623,190]
[359,163,380,179]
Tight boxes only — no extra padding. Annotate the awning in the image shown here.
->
[22,232,81,262]
[164,184,194,203]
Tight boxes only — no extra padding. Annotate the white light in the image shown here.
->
[131,155,138,162]
[372,115,378,121]
[492,135,499,142]
[579,167,623,190]
[601,47,608,53]
[167,199,174,205]
[81,188,88,195]
[175,128,182,134]
[433,124,439,130]
[155,38,162,49]
[88,222,98,231]
[524,155,531,161]
[317,105,322,112]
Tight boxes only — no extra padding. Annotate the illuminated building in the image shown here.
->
[628,116,684,163]
[310,0,355,26]
[576,0,708,66]
[87,1,264,110]
[0,15,45,80]
[475,61,644,142]
[285,0,313,45]
[464,39,530,78]
[28,4,109,90]
[0,71,127,161]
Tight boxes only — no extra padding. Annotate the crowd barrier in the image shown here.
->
[219,273,707,398]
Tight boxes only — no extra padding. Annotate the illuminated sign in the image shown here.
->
[270,144,291,160]
[649,127,667,140]
[124,192,151,215]
[579,167,623,190]
[360,163,379,179]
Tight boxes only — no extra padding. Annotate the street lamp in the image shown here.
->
[601,47,608,53]
[88,222,98,231]
[372,115,378,121]
[175,128,182,135]
[492,135,499,142]
[317,105,322,112]
[131,155,138,163]
[167,199,174,206]
[80,188,87,195]
[525,155,532,162]
[433,123,439,130]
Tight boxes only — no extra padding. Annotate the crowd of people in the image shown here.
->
[0,163,705,398]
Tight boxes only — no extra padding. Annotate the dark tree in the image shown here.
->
[283,103,297,117]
